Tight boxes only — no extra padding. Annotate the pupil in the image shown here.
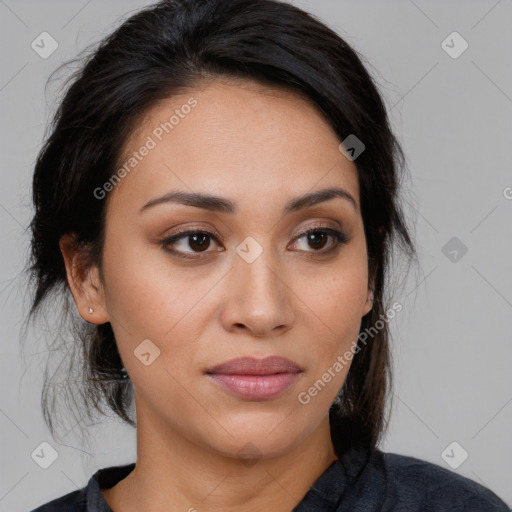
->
[308,231,326,250]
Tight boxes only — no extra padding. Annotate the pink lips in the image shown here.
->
[206,356,303,400]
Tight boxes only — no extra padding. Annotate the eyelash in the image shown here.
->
[159,224,349,260]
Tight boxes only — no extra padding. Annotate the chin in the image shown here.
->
[195,413,312,463]
[214,434,299,463]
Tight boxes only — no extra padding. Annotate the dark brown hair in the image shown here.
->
[23,0,418,455]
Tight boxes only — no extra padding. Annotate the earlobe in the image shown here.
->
[59,233,109,324]
[363,290,374,316]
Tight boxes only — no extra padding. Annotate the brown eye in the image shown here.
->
[186,233,211,252]
[305,230,329,250]
[292,227,349,254]
[160,230,223,259]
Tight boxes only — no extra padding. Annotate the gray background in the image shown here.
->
[1,0,511,510]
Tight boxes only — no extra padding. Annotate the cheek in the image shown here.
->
[312,260,368,339]
[100,234,195,346]
[100,234,225,378]
[296,273,367,409]
[299,254,368,389]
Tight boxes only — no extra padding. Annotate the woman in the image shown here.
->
[27,0,509,510]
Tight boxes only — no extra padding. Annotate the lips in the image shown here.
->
[206,356,303,400]
[207,356,303,375]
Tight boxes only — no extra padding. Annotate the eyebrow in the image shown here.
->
[139,186,357,215]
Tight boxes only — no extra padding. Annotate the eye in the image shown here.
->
[159,224,349,260]
[159,229,223,259]
[291,225,349,254]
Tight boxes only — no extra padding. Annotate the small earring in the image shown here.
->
[88,307,94,314]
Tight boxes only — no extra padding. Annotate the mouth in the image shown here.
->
[205,356,303,400]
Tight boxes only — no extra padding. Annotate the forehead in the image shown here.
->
[109,79,360,216]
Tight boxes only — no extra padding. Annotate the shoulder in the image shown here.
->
[377,450,510,511]
[30,462,135,512]
[30,488,86,511]
[297,445,509,511]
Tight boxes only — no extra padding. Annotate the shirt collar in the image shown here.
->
[86,462,136,511]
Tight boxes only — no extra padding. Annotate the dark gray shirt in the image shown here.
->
[31,445,510,511]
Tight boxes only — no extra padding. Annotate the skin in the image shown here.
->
[60,78,373,512]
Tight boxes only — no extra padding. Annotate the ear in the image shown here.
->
[362,289,374,317]
[59,233,110,324]
[362,273,376,317]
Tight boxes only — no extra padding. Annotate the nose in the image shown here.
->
[219,248,295,339]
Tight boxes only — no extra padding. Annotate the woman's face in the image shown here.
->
[91,79,372,459]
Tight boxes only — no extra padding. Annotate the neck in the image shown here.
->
[105,401,337,512]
